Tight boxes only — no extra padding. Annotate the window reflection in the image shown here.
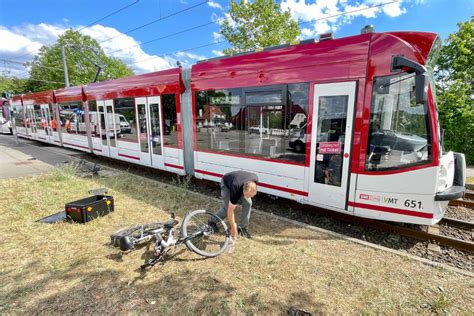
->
[314,96,348,187]
[88,100,100,138]
[58,102,85,135]
[162,94,179,147]
[366,74,432,171]
[195,83,309,164]
[14,106,23,128]
[114,98,138,144]
[137,103,148,153]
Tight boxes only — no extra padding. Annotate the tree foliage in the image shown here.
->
[435,18,474,164]
[0,76,28,95]
[25,29,134,93]
[220,0,300,55]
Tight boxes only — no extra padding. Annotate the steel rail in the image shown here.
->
[449,199,474,209]
[343,216,474,253]
[293,204,474,253]
[464,192,474,200]
[439,217,474,230]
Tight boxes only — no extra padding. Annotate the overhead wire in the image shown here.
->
[119,0,400,67]
[97,0,210,45]
[4,0,402,84]
[76,0,140,32]
[106,20,218,55]
[298,0,400,27]
[0,58,64,72]
[5,0,141,61]
[124,40,226,67]
[0,69,64,85]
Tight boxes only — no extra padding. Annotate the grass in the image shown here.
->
[0,167,473,314]
[466,176,474,184]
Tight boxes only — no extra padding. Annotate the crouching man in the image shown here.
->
[209,170,258,239]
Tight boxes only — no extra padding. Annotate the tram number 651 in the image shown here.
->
[404,199,422,209]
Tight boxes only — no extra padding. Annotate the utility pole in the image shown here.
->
[61,45,70,87]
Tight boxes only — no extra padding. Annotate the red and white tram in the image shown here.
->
[9,29,466,225]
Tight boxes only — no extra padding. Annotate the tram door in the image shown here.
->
[97,101,118,158]
[25,105,36,137]
[308,81,356,210]
[136,96,164,168]
[40,104,52,143]
[50,104,61,144]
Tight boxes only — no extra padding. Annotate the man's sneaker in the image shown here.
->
[238,226,252,239]
[207,220,219,233]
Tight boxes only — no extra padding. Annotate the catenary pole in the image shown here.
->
[61,46,70,87]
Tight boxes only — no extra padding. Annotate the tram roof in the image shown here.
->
[85,68,183,101]
[191,31,438,90]
[22,90,55,105]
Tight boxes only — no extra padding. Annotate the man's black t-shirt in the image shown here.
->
[223,171,259,205]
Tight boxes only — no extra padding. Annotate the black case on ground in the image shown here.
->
[65,195,114,223]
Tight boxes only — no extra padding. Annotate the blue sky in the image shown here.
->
[0,0,472,78]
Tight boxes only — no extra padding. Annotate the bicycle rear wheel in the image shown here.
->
[110,223,163,248]
[181,210,229,257]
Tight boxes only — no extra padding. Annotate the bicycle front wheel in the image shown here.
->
[181,210,229,257]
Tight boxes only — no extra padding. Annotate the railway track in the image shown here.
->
[307,208,474,254]
[448,190,474,209]
[464,192,474,200]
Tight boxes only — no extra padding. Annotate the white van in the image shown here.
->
[117,114,132,134]
[88,111,121,138]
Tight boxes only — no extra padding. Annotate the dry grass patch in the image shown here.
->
[0,167,473,314]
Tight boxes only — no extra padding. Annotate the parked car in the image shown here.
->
[248,125,269,135]
[117,114,132,134]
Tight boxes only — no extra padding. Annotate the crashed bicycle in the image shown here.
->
[110,210,230,268]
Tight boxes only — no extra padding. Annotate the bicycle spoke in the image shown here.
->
[182,210,229,257]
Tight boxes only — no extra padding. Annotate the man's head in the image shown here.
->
[243,181,257,199]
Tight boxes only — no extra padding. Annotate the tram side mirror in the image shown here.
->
[392,55,428,105]
[415,73,428,105]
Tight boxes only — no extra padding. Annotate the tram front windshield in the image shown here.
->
[366,73,432,171]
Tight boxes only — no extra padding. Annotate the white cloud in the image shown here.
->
[212,50,225,56]
[80,24,172,74]
[0,23,178,77]
[208,1,224,10]
[281,0,415,39]
[213,31,224,42]
[174,51,207,66]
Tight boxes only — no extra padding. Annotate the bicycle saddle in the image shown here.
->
[163,219,179,229]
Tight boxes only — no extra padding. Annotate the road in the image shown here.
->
[0,134,82,179]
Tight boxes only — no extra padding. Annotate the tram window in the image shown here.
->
[114,98,138,144]
[14,106,23,128]
[88,100,100,138]
[137,103,149,153]
[366,74,432,171]
[59,102,83,134]
[50,104,58,132]
[34,105,42,130]
[161,94,178,147]
[194,83,309,164]
[314,95,348,187]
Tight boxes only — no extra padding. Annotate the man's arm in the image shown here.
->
[227,201,238,238]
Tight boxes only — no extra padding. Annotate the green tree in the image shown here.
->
[435,18,474,164]
[25,29,134,92]
[0,76,28,95]
[220,0,300,55]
